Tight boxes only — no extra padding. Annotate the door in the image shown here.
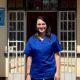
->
[58,11,77,80]
[7,11,26,80]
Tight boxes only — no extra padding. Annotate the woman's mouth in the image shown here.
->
[38,27,46,33]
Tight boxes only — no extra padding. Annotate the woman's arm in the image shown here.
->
[55,52,60,80]
[26,56,32,80]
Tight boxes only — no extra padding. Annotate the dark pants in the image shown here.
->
[31,77,54,80]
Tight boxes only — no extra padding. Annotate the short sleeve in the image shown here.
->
[24,40,32,56]
[53,36,62,53]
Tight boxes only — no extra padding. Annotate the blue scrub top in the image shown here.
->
[24,33,62,79]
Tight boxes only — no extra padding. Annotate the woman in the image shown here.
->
[24,16,62,80]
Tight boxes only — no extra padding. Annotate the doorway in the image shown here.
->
[26,12,57,39]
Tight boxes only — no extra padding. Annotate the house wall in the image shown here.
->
[77,0,80,77]
[0,0,7,77]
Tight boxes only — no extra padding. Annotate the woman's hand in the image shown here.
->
[54,72,60,80]
[26,75,31,80]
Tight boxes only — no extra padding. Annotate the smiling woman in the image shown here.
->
[24,16,62,80]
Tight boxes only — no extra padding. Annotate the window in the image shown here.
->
[7,0,24,10]
[7,0,76,10]
[59,11,76,57]
[8,0,58,11]
[8,11,25,52]
[58,0,77,10]
[27,0,58,11]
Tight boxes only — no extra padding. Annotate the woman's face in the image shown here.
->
[36,19,47,33]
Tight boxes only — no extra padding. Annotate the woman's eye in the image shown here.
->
[42,23,45,25]
[37,23,41,25]
[37,23,45,25]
